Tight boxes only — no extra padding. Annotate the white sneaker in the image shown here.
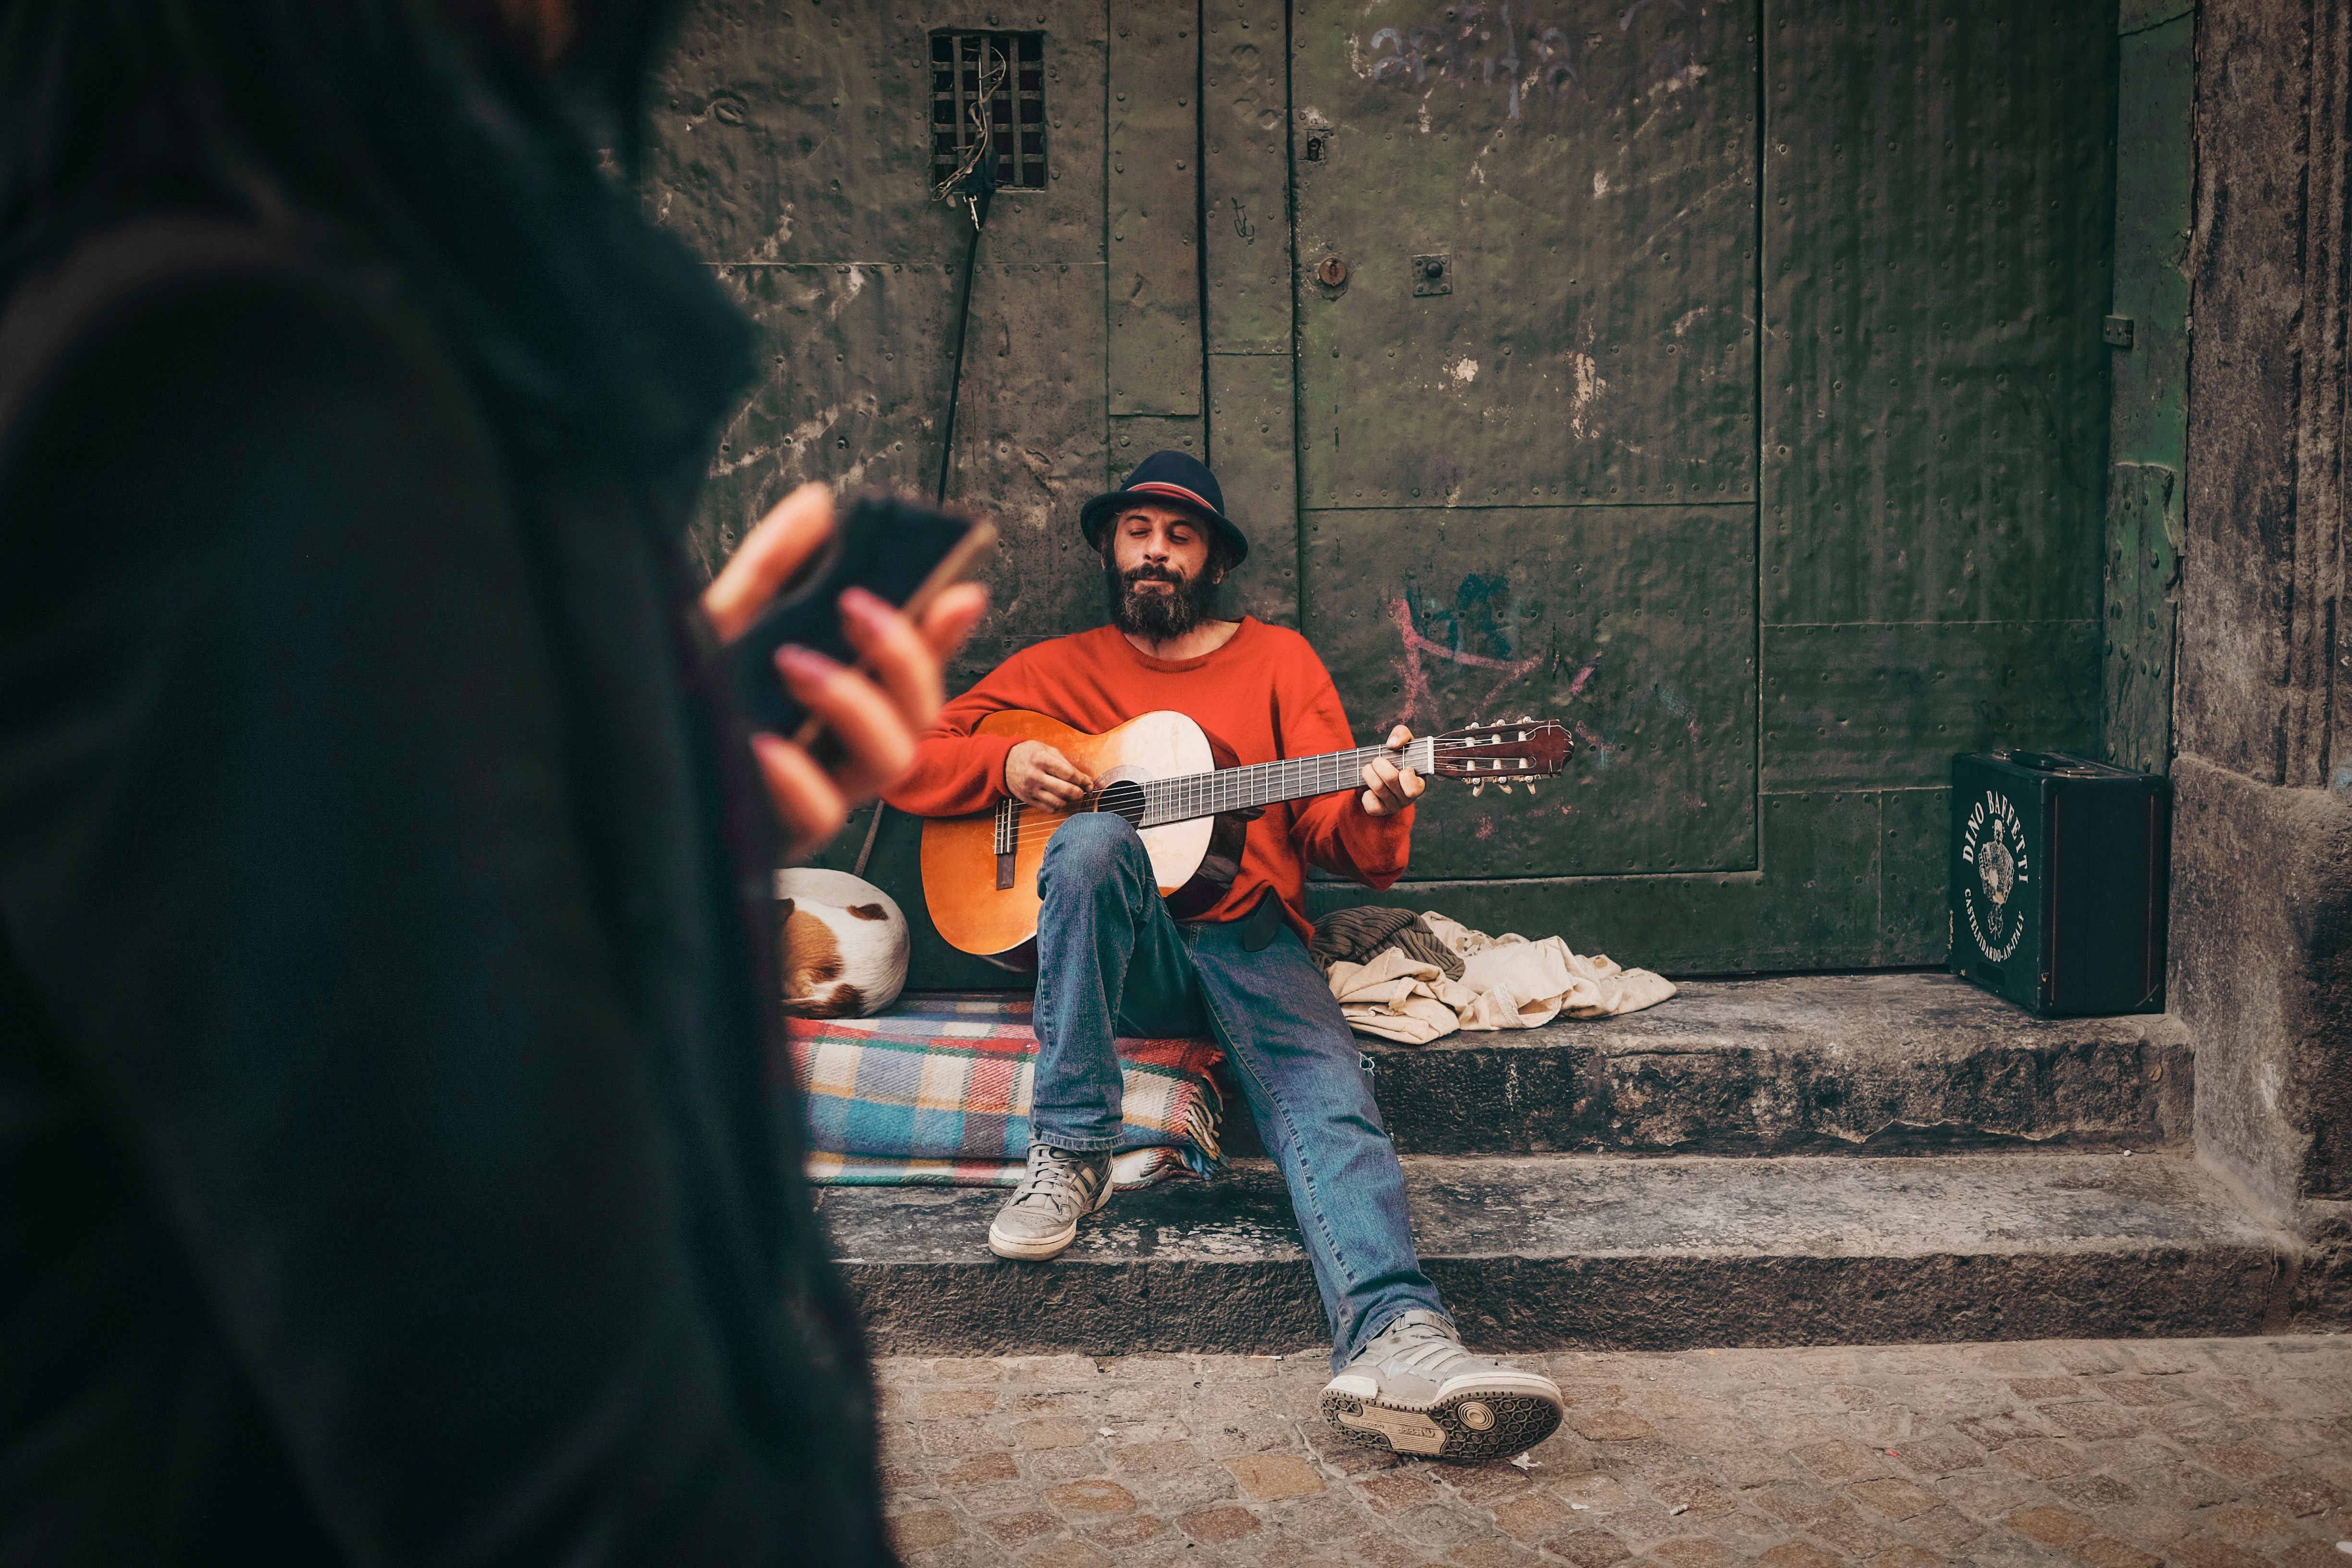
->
[987,1141,1114,1261]
[1321,1310,1564,1465]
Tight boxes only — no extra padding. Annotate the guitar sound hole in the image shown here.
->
[1094,779,1148,826]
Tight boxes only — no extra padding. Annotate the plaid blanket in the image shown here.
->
[780,992,1224,1191]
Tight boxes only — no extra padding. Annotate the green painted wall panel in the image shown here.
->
[1761,0,2115,629]
[1881,785,1953,965]
[2104,462,2180,774]
[1205,354,1302,627]
[693,260,1114,693]
[1107,413,1204,482]
[1311,786,1963,973]
[2107,15,2193,474]
[699,259,1112,695]
[1761,620,2101,791]
[930,260,1116,690]
[1202,0,1303,632]
[2118,1,2193,38]
[1289,0,1759,507]
[692,262,956,572]
[1749,791,1884,969]
[1307,789,1886,972]
[1204,0,1296,355]
[2101,10,2192,774]
[1107,4,1202,416]
[1300,505,1757,879]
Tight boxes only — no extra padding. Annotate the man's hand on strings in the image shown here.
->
[703,482,990,855]
[1359,725,1425,818]
[1005,740,1095,810]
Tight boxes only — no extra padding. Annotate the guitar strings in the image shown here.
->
[987,737,1564,849]
[991,758,1554,846]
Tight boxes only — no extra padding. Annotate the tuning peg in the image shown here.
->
[1497,783,1512,794]
[1526,783,1538,795]
[1471,783,1484,797]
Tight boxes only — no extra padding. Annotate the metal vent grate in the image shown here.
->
[930,31,1047,193]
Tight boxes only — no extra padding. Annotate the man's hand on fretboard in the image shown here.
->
[1358,725,1426,819]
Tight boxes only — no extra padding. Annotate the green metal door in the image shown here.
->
[1290,0,1760,894]
[1283,0,2116,971]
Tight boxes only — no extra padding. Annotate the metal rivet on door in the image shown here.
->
[1316,256,1349,287]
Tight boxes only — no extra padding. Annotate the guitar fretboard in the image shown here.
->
[1134,735,1437,829]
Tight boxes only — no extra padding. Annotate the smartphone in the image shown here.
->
[728,495,998,743]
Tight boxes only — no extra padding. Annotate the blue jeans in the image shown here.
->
[1029,812,1449,1370]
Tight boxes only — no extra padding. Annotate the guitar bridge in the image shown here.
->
[993,797,1018,890]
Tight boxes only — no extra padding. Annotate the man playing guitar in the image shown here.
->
[884,452,1564,1464]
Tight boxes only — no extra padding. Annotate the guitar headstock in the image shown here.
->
[1427,717,1573,796]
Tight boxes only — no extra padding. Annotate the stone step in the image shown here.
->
[817,1152,2290,1356]
[1270,971,2191,1158]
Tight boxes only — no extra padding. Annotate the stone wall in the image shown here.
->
[2176,0,2352,1322]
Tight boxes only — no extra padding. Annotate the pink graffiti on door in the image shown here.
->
[1386,597,1545,728]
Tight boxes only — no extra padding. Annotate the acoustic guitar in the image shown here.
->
[919,710,1572,968]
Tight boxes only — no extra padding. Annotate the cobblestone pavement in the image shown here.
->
[874,1336,2352,1568]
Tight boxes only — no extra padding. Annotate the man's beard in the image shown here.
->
[1106,560,1220,641]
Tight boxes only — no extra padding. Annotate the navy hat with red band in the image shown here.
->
[1078,449,1249,566]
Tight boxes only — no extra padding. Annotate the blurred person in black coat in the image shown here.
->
[0,1,985,1561]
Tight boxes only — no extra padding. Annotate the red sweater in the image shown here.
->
[884,619,1413,942]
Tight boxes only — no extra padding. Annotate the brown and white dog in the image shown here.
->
[773,868,911,1018]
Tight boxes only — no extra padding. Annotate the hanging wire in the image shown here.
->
[932,39,1010,220]
[930,38,1000,504]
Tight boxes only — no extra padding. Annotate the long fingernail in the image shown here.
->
[774,646,839,686]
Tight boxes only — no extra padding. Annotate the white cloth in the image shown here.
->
[1327,949,1474,1043]
[1327,910,1675,1043]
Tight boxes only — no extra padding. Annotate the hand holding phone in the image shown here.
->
[701,487,993,852]
[726,494,997,746]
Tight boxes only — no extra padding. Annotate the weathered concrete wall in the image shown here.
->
[2175,0,2352,1322]
[2173,760,2352,1185]
[2179,0,2349,784]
